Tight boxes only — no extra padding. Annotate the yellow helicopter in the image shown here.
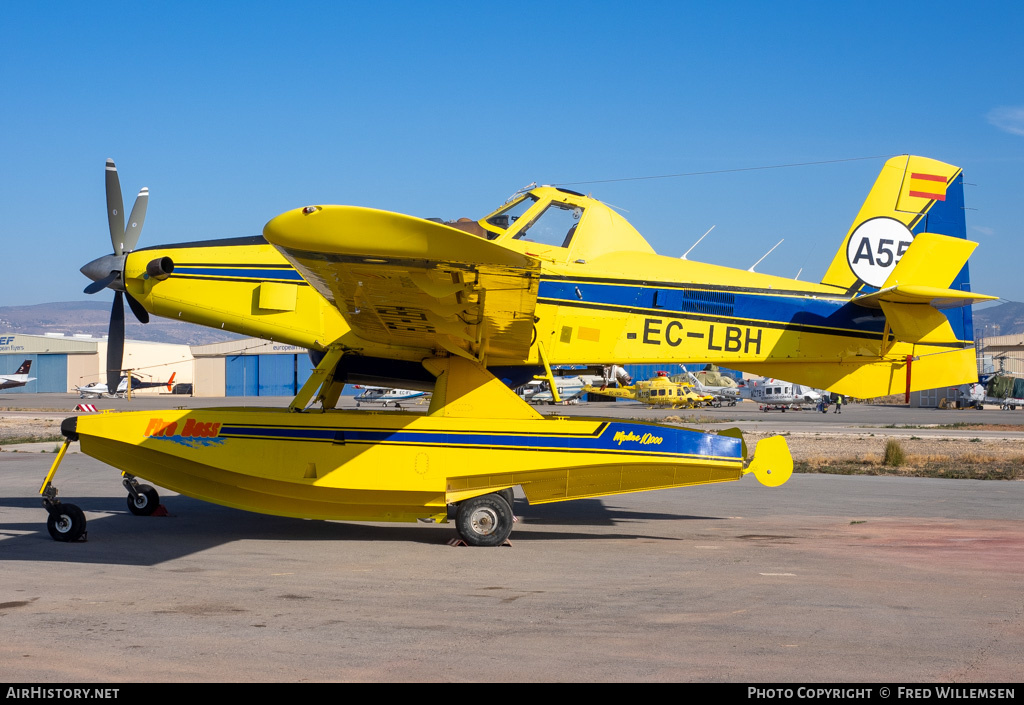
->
[584,371,714,408]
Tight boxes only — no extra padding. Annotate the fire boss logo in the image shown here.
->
[146,418,221,438]
[145,418,224,447]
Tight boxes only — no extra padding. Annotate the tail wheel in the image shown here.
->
[126,484,160,516]
[47,504,87,542]
[455,494,514,547]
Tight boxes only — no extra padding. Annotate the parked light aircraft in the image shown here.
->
[584,371,714,408]
[0,360,35,391]
[41,155,992,546]
[74,372,176,399]
[519,376,591,404]
[738,377,823,411]
[674,369,741,406]
[352,385,427,407]
[520,365,629,404]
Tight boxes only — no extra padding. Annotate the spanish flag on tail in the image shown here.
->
[897,169,950,211]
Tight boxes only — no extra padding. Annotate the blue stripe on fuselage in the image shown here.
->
[173,266,306,282]
[538,280,887,339]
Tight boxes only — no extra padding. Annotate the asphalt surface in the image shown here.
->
[1,395,1022,682]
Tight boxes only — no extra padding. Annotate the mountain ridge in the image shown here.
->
[0,301,243,345]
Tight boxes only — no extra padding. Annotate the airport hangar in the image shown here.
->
[0,333,194,395]
[0,333,313,397]
[3,332,1018,404]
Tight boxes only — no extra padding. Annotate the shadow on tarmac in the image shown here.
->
[0,494,723,565]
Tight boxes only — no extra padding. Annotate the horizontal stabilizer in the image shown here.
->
[850,231,995,343]
[882,232,977,291]
[852,284,997,311]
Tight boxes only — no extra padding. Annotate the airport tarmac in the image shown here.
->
[1,395,1022,682]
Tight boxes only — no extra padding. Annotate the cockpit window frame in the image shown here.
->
[482,194,540,239]
[510,200,585,251]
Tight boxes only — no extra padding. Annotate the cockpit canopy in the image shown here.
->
[476,186,655,264]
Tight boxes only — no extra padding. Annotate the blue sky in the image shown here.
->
[2,1,1022,308]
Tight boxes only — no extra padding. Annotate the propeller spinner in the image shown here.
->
[81,159,152,393]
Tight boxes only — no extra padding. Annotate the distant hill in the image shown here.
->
[973,301,1024,338]
[0,301,243,346]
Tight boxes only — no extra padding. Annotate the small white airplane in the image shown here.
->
[352,385,428,408]
[523,365,631,404]
[75,372,176,399]
[739,377,823,411]
[519,376,590,404]
[0,360,36,391]
[671,367,741,406]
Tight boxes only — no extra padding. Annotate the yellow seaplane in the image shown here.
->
[40,155,993,545]
[584,371,714,409]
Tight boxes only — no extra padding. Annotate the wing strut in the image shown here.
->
[532,340,562,404]
[289,346,346,412]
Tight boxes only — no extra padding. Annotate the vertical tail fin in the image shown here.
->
[822,155,965,292]
[14,360,32,375]
[821,154,976,341]
[166,372,176,391]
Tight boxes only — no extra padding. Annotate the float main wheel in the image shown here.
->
[126,484,160,516]
[496,488,515,509]
[456,494,514,547]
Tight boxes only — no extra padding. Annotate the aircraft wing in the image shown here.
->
[263,206,542,362]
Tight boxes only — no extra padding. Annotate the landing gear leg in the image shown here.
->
[40,439,87,542]
[123,474,161,516]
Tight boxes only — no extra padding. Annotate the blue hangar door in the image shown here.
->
[0,354,67,393]
[225,354,314,397]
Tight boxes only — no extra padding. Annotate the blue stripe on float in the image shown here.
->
[217,422,743,460]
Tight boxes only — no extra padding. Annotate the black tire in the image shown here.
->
[496,487,515,509]
[47,504,86,542]
[126,484,160,516]
[455,494,514,547]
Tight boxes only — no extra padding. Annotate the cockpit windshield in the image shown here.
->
[485,195,538,237]
[513,201,584,249]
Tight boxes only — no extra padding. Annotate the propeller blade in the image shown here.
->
[107,291,125,393]
[123,187,149,253]
[125,291,150,323]
[84,271,118,294]
[105,158,125,254]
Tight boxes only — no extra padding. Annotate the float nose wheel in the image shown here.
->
[123,476,161,516]
[455,493,514,547]
[45,502,87,542]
